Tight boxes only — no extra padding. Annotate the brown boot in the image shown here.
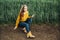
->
[27,31,35,38]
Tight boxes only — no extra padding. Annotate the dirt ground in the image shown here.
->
[0,24,60,40]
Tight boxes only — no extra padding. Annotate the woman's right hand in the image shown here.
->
[14,26,17,30]
[31,14,35,18]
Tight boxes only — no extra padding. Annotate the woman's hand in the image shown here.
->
[14,26,17,30]
[31,14,35,18]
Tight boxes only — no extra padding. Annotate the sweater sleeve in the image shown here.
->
[15,14,20,28]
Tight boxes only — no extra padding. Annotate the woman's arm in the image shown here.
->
[28,13,35,18]
[14,14,20,30]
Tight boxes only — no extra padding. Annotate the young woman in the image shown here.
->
[14,5,35,38]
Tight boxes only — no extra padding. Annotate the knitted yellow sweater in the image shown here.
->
[15,11,31,28]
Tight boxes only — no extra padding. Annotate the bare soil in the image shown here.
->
[0,24,60,40]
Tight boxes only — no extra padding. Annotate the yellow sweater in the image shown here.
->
[15,11,31,28]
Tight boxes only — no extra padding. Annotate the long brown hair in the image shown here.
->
[19,5,27,17]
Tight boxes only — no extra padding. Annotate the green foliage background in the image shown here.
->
[0,0,60,24]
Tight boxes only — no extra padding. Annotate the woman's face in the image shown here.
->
[24,6,27,12]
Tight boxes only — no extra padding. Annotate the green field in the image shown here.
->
[0,0,60,24]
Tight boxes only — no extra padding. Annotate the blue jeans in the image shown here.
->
[19,18,32,32]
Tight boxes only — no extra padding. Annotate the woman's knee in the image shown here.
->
[29,18,32,22]
[27,18,32,24]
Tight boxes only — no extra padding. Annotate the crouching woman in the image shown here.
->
[14,5,35,38]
